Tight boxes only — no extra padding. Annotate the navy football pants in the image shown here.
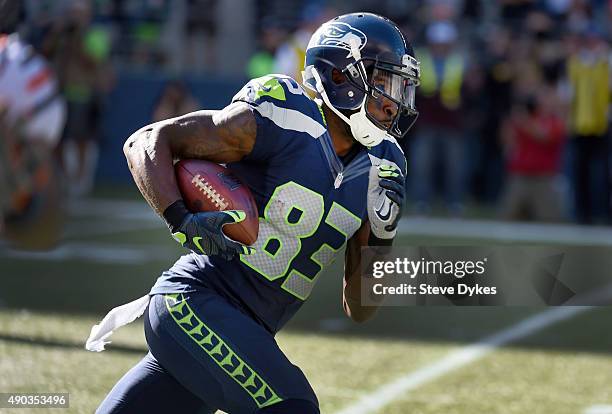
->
[96,291,319,414]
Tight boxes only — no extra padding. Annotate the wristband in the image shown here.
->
[162,199,190,232]
[368,232,394,247]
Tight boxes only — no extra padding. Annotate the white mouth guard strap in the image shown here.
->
[310,67,353,126]
[310,66,387,147]
[349,38,369,92]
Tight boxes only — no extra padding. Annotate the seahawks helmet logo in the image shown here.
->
[309,22,367,57]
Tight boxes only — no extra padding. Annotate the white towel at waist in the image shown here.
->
[85,294,151,352]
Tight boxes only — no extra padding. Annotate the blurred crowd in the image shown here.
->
[249,0,612,225]
[2,0,612,246]
[399,0,612,225]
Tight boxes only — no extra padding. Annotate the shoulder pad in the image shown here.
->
[233,74,315,111]
[232,74,326,139]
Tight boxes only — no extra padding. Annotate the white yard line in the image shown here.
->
[62,198,162,238]
[62,219,162,238]
[585,405,612,414]
[68,198,158,222]
[68,199,612,244]
[399,217,612,246]
[74,199,612,244]
[1,243,173,265]
[333,303,605,414]
[318,386,365,399]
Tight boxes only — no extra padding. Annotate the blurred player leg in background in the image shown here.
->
[4,98,65,250]
[0,4,67,250]
[1,98,67,250]
[61,97,101,197]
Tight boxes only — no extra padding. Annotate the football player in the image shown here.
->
[0,0,66,249]
[93,13,419,414]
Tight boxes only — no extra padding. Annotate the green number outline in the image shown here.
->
[240,181,324,281]
[325,201,362,237]
[262,237,283,259]
[281,202,362,300]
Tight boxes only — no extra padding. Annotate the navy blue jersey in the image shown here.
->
[150,74,406,333]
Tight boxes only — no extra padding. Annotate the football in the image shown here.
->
[174,159,259,245]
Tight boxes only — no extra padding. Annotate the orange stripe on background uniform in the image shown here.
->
[26,68,51,92]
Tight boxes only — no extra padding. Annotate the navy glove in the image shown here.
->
[367,164,406,245]
[163,200,255,260]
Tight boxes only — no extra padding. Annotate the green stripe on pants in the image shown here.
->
[164,293,283,409]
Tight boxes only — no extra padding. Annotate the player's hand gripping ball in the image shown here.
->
[172,160,259,259]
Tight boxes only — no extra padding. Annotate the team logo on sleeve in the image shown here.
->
[308,22,367,57]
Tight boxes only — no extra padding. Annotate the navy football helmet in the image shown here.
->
[303,13,420,146]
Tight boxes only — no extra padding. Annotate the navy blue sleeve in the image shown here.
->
[231,77,287,163]
[368,138,408,176]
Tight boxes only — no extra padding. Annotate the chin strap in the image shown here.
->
[309,66,389,147]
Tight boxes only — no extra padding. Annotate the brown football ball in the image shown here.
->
[174,159,259,245]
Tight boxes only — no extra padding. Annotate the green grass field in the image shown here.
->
[1,194,611,413]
